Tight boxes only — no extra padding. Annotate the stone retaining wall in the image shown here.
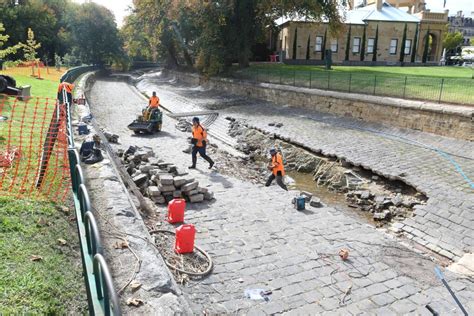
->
[169,71,473,141]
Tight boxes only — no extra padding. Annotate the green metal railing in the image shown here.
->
[62,66,121,315]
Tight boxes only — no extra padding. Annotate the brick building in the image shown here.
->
[448,11,474,46]
[277,0,448,65]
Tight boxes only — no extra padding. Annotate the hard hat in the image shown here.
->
[192,117,200,123]
[269,148,277,154]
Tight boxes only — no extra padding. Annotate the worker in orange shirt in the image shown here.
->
[265,148,288,191]
[57,82,74,105]
[189,117,214,169]
[144,91,160,120]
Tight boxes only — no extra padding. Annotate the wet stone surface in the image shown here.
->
[87,73,474,315]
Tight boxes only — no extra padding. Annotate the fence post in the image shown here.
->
[438,78,444,103]
[373,75,377,95]
[327,72,330,90]
[348,73,352,93]
[309,71,312,88]
[293,70,296,86]
[403,76,407,98]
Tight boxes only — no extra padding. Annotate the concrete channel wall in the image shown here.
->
[169,71,473,141]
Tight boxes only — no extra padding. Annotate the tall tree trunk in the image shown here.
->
[399,23,407,62]
[360,25,366,61]
[306,35,310,60]
[372,25,378,62]
[321,28,327,60]
[422,28,430,63]
[292,27,298,60]
[345,25,351,61]
[411,23,419,63]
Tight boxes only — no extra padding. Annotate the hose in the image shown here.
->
[149,229,213,277]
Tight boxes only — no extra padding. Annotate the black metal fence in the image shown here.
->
[230,68,474,105]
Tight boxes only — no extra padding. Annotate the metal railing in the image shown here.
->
[62,67,121,315]
[230,68,474,105]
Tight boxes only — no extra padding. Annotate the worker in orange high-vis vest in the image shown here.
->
[144,91,160,120]
[189,117,214,169]
[57,82,74,105]
[265,148,288,191]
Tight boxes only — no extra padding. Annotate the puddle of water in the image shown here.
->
[287,171,377,225]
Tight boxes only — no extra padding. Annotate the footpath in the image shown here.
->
[88,75,473,315]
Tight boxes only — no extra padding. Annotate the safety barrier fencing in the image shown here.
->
[229,68,474,105]
[61,66,121,315]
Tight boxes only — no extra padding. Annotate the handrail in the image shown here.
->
[62,66,121,315]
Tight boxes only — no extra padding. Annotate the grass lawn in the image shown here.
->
[1,66,86,313]
[233,64,474,104]
[0,197,86,314]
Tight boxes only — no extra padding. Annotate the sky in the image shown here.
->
[75,0,474,28]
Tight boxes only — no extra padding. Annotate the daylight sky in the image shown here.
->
[75,0,474,27]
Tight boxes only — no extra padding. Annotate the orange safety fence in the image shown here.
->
[0,95,70,202]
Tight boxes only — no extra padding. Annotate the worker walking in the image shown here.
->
[189,117,214,170]
[266,148,288,191]
[57,82,74,105]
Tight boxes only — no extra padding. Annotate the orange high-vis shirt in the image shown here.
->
[57,82,74,93]
[149,96,160,108]
[192,124,207,147]
[271,153,285,176]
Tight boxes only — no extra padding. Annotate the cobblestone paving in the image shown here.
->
[88,76,473,315]
[136,74,474,262]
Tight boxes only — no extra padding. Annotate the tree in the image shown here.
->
[0,22,20,59]
[411,23,418,63]
[345,25,351,61]
[360,24,366,61]
[422,28,430,63]
[399,23,407,62]
[65,2,123,65]
[321,28,327,61]
[305,35,310,60]
[19,27,41,62]
[443,31,464,51]
[292,27,297,59]
[372,24,378,62]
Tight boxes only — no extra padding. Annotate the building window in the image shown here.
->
[404,39,412,55]
[330,39,338,52]
[315,36,323,52]
[367,38,375,53]
[352,37,361,53]
[390,39,398,55]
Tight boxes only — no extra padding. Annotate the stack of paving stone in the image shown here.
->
[118,146,214,205]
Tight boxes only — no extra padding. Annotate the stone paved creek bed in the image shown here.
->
[87,73,473,315]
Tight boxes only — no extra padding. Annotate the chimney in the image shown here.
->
[376,0,383,11]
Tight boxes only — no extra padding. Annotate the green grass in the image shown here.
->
[0,197,86,314]
[232,64,474,104]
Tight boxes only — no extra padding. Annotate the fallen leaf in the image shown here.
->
[126,297,144,307]
[57,239,67,245]
[114,240,129,249]
[30,255,43,261]
[130,280,142,291]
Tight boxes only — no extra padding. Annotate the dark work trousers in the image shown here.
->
[57,92,72,105]
[265,171,288,191]
[191,145,214,167]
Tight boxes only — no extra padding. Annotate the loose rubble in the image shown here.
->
[118,146,214,205]
[226,118,427,224]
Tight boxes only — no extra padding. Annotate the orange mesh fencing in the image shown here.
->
[0,95,70,202]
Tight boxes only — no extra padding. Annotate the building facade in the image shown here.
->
[277,0,448,64]
[448,11,474,46]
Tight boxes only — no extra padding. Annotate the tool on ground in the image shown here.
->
[292,196,306,211]
[128,107,163,134]
[425,304,439,316]
[339,248,350,260]
[168,198,186,224]
[175,224,195,254]
[434,266,468,316]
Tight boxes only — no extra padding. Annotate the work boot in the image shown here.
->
[188,165,196,169]
[209,161,214,169]
[84,148,103,165]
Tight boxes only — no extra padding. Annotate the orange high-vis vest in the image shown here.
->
[271,153,285,176]
[57,82,74,93]
[149,96,160,108]
[192,124,207,147]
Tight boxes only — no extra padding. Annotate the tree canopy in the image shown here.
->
[122,0,344,75]
[0,0,123,65]
[443,31,464,51]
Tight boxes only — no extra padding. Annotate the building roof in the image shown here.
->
[276,2,420,26]
[347,2,420,24]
